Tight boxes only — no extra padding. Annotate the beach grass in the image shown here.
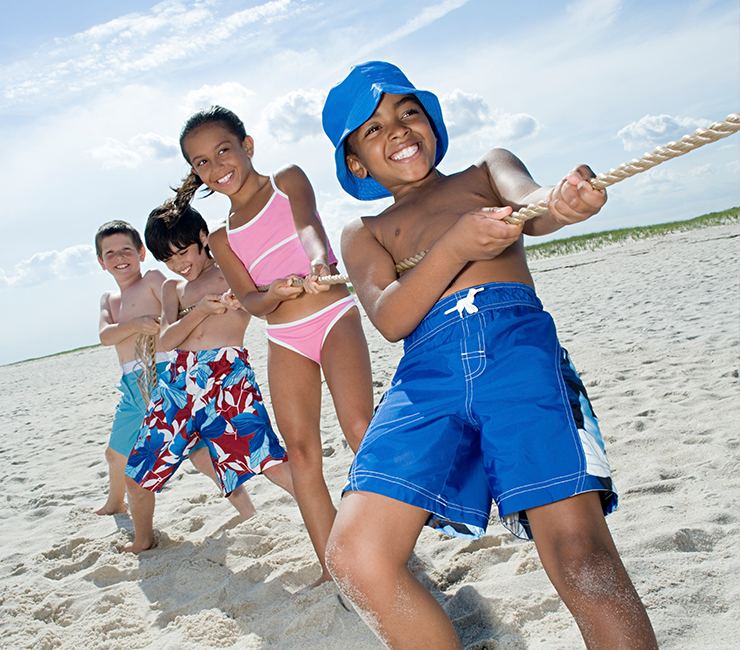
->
[525,207,739,260]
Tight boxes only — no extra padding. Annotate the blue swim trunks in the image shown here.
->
[125,347,287,497]
[346,283,617,540]
[109,355,172,456]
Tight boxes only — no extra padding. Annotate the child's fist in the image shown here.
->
[136,315,161,335]
[198,294,228,315]
[303,261,331,294]
[548,165,606,225]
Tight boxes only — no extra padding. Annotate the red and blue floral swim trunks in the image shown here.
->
[125,346,287,496]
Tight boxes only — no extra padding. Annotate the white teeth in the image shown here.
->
[392,144,418,161]
[217,172,233,184]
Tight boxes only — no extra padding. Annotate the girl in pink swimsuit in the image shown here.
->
[174,105,374,591]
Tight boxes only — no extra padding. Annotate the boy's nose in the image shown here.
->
[389,120,410,139]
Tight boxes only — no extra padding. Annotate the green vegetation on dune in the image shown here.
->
[525,207,739,260]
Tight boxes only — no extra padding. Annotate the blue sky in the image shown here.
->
[1,0,738,365]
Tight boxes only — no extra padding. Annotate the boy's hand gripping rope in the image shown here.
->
[258,112,740,287]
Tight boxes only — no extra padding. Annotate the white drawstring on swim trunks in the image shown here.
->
[444,287,484,317]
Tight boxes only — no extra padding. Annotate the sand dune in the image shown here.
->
[1,223,738,649]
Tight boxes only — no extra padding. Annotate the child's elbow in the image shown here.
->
[372,319,408,343]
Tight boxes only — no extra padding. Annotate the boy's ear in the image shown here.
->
[97,256,106,271]
[346,155,368,180]
[241,135,255,158]
[138,247,146,262]
[200,230,209,248]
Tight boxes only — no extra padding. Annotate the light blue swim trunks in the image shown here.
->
[345,282,617,540]
[109,354,172,456]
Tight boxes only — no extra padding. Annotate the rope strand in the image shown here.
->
[133,333,158,405]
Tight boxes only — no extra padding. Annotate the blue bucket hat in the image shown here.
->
[322,61,448,201]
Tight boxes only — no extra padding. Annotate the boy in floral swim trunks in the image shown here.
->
[96,220,243,516]
[123,201,294,553]
[321,62,658,649]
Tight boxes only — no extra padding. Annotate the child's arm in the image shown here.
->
[209,226,303,317]
[158,279,227,350]
[275,165,333,294]
[479,149,606,236]
[342,207,523,342]
[98,292,160,346]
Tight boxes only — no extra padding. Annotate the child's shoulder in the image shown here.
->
[99,288,118,307]
[273,164,312,195]
[142,268,167,285]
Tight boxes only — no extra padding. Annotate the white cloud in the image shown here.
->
[182,82,256,116]
[346,0,472,62]
[566,0,622,32]
[1,0,296,107]
[263,89,326,143]
[618,114,711,152]
[89,132,178,169]
[0,245,99,289]
[441,90,539,143]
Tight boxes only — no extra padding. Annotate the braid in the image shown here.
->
[173,171,206,213]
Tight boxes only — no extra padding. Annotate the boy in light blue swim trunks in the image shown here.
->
[96,221,176,516]
[321,62,658,650]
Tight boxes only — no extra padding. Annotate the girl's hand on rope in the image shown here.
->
[447,206,524,263]
[269,276,304,301]
[134,315,161,335]
[219,291,243,311]
[197,294,228,316]
[548,165,607,226]
[303,261,331,294]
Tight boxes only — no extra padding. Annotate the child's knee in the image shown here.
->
[125,474,144,492]
[283,442,322,471]
[545,533,624,599]
[105,445,125,465]
[326,527,367,585]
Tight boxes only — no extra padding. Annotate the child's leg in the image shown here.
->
[268,342,334,587]
[320,308,374,452]
[527,492,658,650]
[263,461,296,497]
[95,446,129,515]
[328,491,463,650]
[123,475,157,553]
[188,446,258,520]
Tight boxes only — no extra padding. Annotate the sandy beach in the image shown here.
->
[1,222,738,650]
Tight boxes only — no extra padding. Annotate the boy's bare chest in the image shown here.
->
[179,268,230,309]
[372,173,502,261]
[118,284,159,322]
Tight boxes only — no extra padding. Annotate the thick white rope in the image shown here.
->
[134,333,158,404]
[258,112,740,284]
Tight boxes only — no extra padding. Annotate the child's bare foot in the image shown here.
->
[94,502,127,516]
[123,536,155,554]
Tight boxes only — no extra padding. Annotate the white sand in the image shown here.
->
[1,223,738,650]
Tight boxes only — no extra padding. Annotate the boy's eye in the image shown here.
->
[364,125,380,137]
[219,147,228,154]
[196,159,207,167]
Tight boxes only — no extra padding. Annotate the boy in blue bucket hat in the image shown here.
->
[322,61,657,650]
